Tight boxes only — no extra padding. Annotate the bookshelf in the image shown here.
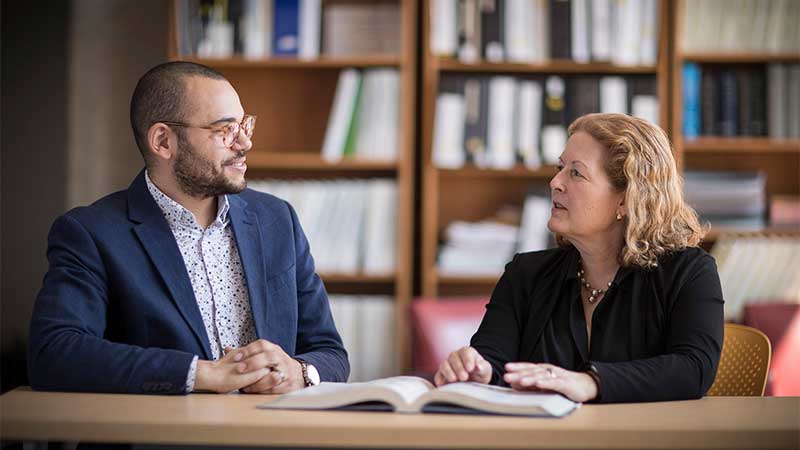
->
[168,0,417,371]
[670,0,800,245]
[420,0,671,298]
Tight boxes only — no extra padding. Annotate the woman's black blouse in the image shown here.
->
[470,245,724,403]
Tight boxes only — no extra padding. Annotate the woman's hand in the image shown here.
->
[503,362,599,402]
[433,346,493,387]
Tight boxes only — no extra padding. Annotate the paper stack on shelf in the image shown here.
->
[683,170,767,230]
[437,220,519,276]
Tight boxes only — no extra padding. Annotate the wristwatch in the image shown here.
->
[296,358,320,387]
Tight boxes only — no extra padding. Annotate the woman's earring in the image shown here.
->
[616,213,622,221]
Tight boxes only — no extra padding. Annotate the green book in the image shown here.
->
[342,76,363,157]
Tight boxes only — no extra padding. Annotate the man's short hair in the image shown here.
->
[130,61,226,163]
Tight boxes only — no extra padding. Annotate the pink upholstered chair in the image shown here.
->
[410,298,489,377]
[744,303,800,396]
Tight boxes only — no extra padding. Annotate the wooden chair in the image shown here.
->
[707,323,772,396]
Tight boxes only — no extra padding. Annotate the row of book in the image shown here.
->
[432,74,658,169]
[712,236,800,322]
[322,69,400,162]
[430,0,659,66]
[248,179,397,275]
[684,171,767,230]
[682,63,800,139]
[438,193,553,276]
[681,0,800,54]
[175,0,400,59]
[328,295,396,382]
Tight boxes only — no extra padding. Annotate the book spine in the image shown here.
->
[273,0,299,56]
[738,68,754,136]
[788,64,800,139]
[718,69,739,137]
[682,63,702,140]
[701,66,718,136]
[298,0,321,59]
[430,0,458,56]
[463,76,488,165]
[480,0,504,61]
[572,76,599,119]
[750,66,767,136]
[570,0,590,63]
[591,0,611,61]
[549,0,572,60]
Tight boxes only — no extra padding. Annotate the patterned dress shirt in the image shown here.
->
[145,171,258,392]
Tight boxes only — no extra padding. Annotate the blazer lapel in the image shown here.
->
[127,171,212,360]
[228,196,270,341]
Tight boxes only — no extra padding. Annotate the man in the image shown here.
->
[28,61,349,394]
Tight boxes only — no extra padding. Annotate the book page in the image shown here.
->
[258,376,434,412]
[365,376,434,405]
[418,382,579,417]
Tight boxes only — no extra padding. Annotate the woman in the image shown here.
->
[434,113,723,403]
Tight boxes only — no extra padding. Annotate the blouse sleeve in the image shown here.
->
[470,255,525,385]
[590,253,725,403]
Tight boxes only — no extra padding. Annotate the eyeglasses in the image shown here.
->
[159,114,256,148]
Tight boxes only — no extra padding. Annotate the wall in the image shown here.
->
[0,0,167,392]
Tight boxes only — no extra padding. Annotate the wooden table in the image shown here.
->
[1,387,798,449]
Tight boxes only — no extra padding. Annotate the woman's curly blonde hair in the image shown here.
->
[563,113,706,268]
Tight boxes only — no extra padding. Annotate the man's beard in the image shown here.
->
[173,134,247,198]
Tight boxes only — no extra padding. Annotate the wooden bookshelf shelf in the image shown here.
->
[435,274,501,286]
[681,53,800,64]
[182,56,403,69]
[683,138,800,154]
[438,165,558,179]
[245,152,398,172]
[321,273,395,283]
[435,57,658,74]
[704,226,800,242]
[319,273,396,296]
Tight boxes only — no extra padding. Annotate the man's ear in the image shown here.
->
[146,123,177,162]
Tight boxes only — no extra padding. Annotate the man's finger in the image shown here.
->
[238,339,277,360]
[242,370,284,393]
[238,352,281,373]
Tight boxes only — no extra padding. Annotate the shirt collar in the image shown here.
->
[144,170,229,230]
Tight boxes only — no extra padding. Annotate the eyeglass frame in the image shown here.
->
[156,114,257,148]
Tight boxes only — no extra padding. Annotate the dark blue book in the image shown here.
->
[682,63,701,139]
[701,66,718,135]
[274,0,299,56]
[718,69,739,136]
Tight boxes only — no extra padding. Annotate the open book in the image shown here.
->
[258,376,579,417]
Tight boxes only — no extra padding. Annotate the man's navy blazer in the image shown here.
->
[28,170,349,394]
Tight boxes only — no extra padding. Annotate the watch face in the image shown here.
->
[307,364,321,385]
